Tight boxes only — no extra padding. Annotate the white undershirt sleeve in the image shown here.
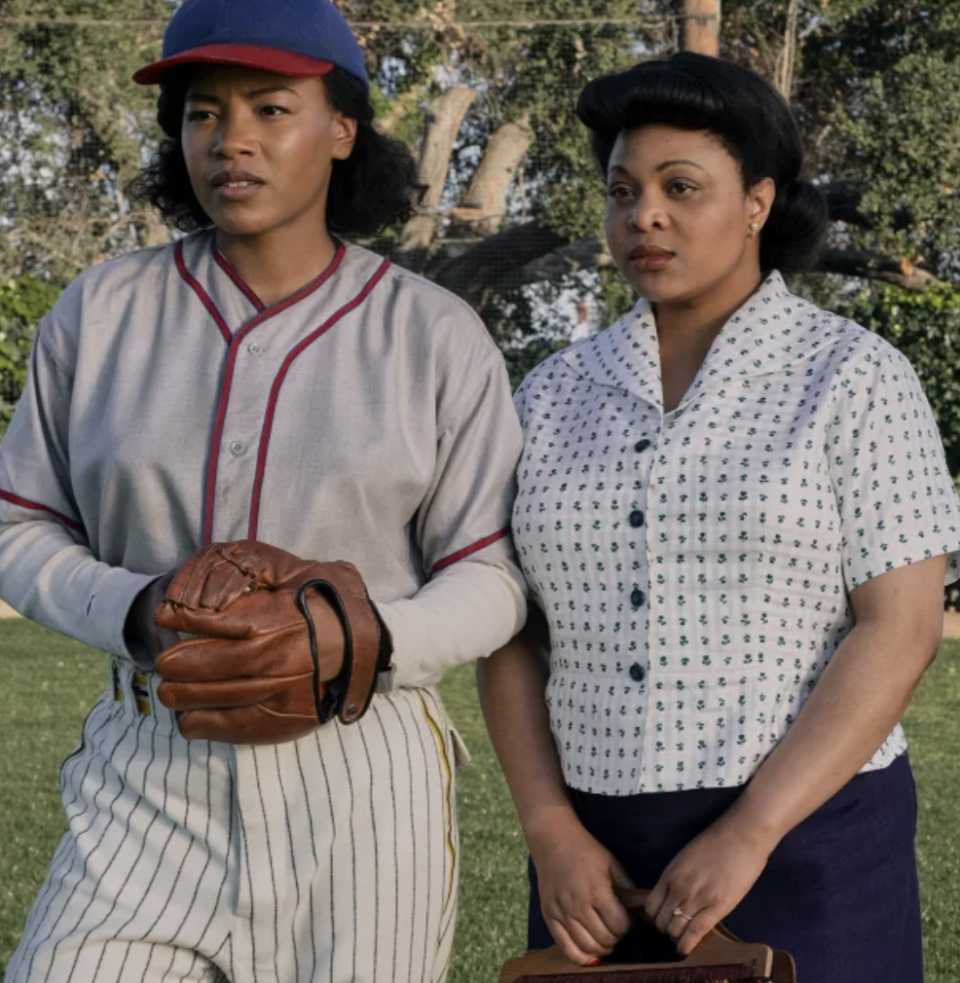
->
[376,557,526,690]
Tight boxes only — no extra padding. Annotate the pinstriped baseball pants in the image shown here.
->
[5,662,460,983]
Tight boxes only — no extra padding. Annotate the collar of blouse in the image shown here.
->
[562,271,847,414]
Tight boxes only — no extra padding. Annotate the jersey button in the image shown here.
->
[248,342,263,355]
[229,440,245,456]
[631,588,645,608]
[629,510,645,528]
[634,439,652,453]
[629,663,646,683]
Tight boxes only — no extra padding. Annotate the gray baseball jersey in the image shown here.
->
[0,231,526,983]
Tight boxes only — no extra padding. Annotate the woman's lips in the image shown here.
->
[210,170,266,202]
[632,252,674,271]
[628,245,675,271]
[214,181,266,202]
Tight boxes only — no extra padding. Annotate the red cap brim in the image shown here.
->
[133,44,335,85]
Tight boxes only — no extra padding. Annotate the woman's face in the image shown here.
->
[181,65,357,238]
[604,124,774,304]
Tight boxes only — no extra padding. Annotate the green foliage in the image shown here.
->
[0,0,171,279]
[597,266,637,328]
[802,0,960,278]
[0,277,60,432]
[841,283,960,478]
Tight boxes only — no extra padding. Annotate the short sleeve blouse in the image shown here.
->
[512,272,960,795]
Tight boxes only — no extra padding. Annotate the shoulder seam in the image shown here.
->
[439,346,508,439]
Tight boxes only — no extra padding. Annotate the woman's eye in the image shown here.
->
[608,185,635,201]
[260,105,289,117]
[668,180,698,196]
[185,110,216,123]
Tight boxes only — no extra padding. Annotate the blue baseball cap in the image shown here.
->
[133,0,368,90]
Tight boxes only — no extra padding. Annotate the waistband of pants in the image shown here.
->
[109,655,179,734]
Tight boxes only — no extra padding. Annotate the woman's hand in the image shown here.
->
[644,812,776,957]
[529,815,636,966]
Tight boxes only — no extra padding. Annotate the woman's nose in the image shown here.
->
[630,194,667,231]
[212,112,256,158]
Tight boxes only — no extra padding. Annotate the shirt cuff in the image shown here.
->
[89,568,171,664]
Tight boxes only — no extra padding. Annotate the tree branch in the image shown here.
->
[817,248,942,290]
[427,222,565,306]
[680,0,721,56]
[398,221,943,306]
[396,87,477,269]
[454,113,533,236]
[775,0,802,99]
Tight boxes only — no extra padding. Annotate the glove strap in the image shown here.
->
[296,571,382,725]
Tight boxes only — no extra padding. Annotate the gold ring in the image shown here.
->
[673,907,693,922]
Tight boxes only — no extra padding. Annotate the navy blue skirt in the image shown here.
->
[528,754,922,982]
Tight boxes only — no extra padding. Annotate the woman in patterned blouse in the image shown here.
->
[479,52,960,983]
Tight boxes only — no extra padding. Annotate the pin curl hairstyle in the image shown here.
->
[577,52,829,273]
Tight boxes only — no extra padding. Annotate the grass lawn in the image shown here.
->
[1,620,958,981]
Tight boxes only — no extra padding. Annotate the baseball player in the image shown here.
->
[0,1,526,981]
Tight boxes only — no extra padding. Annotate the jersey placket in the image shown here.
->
[175,237,346,545]
[211,322,285,544]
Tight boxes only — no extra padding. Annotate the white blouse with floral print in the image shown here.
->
[513,272,960,796]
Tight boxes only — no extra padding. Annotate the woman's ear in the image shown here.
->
[331,114,358,161]
[747,177,776,235]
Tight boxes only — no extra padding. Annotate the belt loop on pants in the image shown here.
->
[111,655,157,718]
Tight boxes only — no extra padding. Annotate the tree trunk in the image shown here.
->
[397,87,477,268]
[455,114,534,237]
[680,0,721,57]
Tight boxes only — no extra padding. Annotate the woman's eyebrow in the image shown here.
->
[185,86,300,103]
[247,85,300,98]
[655,158,708,173]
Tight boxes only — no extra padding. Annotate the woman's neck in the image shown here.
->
[653,263,765,413]
[216,216,338,308]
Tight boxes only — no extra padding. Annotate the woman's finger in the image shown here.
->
[644,877,668,924]
[548,919,604,967]
[653,887,687,934]
[594,886,633,940]
[562,914,614,958]
[573,905,620,950]
[676,905,722,956]
[666,908,697,942]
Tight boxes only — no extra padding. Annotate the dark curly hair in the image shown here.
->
[129,67,424,237]
[577,53,829,274]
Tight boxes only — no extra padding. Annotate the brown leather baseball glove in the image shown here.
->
[153,541,389,744]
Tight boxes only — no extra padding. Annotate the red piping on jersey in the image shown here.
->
[201,241,347,545]
[212,241,266,312]
[175,240,232,345]
[431,528,510,575]
[0,489,84,533]
[247,258,392,540]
